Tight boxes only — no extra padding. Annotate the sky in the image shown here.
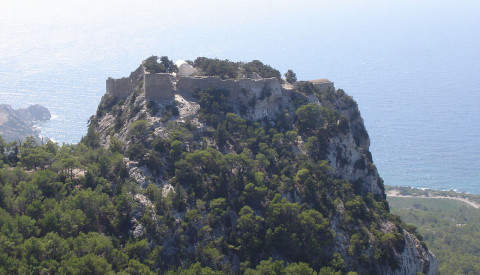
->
[1,0,478,78]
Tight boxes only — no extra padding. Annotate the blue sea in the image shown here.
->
[0,0,479,193]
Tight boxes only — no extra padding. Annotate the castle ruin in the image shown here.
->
[106,62,334,119]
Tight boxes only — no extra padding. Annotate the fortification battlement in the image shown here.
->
[143,72,174,102]
[176,76,282,99]
[106,65,143,99]
[106,77,135,99]
[106,63,334,104]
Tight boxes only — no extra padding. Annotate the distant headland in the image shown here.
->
[0,104,51,143]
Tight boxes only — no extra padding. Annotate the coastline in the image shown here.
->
[386,189,480,209]
[0,104,51,143]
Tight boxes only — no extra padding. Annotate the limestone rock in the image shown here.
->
[18,104,51,122]
[92,61,438,274]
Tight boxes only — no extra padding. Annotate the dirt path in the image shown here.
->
[387,190,480,209]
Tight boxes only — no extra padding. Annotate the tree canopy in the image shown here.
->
[143,56,178,73]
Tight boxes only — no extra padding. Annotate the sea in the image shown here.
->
[0,0,478,193]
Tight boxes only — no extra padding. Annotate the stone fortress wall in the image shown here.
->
[176,76,286,119]
[176,76,283,100]
[106,65,143,99]
[144,72,174,102]
[106,77,135,99]
[106,63,335,116]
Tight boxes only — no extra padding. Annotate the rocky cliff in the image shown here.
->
[0,104,51,143]
[87,58,438,274]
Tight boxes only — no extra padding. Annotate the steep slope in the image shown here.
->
[86,57,438,274]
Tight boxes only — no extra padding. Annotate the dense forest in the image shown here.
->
[0,57,434,274]
[0,113,383,274]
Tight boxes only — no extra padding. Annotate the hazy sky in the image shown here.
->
[1,0,478,78]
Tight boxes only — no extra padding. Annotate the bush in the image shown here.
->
[147,101,159,115]
[242,60,281,79]
[295,103,325,133]
[143,56,165,73]
[161,103,179,122]
[96,94,117,118]
[193,57,282,80]
[129,120,150,143]
[296,81,319,95]
[194,57,239,79]
[143,56,177,73]
[284,70,297,84]
[126,143,147,161]
[193,87,232,127]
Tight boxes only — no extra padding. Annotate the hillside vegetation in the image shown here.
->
[387,187,480,274]
[0,114,387,274]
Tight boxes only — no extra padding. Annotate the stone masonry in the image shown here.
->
[106,64,335,110]
[144,72,175,102]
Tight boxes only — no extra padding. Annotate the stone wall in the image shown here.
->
[312,81,335,92]
[106,64,334,116]
[144,73,175,102]
[106,77,135,99]
[176,76,285,120]
[176,76,235,94]
[237,78,282,100]
[176,76,282,101]
[106,65,143,99]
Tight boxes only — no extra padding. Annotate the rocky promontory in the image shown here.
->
[85,56,438,274]
[0,104,51,142]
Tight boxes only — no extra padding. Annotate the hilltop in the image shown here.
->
[83,56,437,274]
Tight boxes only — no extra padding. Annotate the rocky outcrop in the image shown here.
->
[330,209,438,275]
[18,104,51,122]
[0,104,51,142]
[93,62,438,274]
[398,231,438,275]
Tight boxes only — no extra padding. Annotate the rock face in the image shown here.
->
[18,104,51,122]
[399,231,438,275]
[92,61,438,274]
[0,104,51,142]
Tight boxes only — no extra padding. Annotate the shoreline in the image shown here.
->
[386,190,480,209]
